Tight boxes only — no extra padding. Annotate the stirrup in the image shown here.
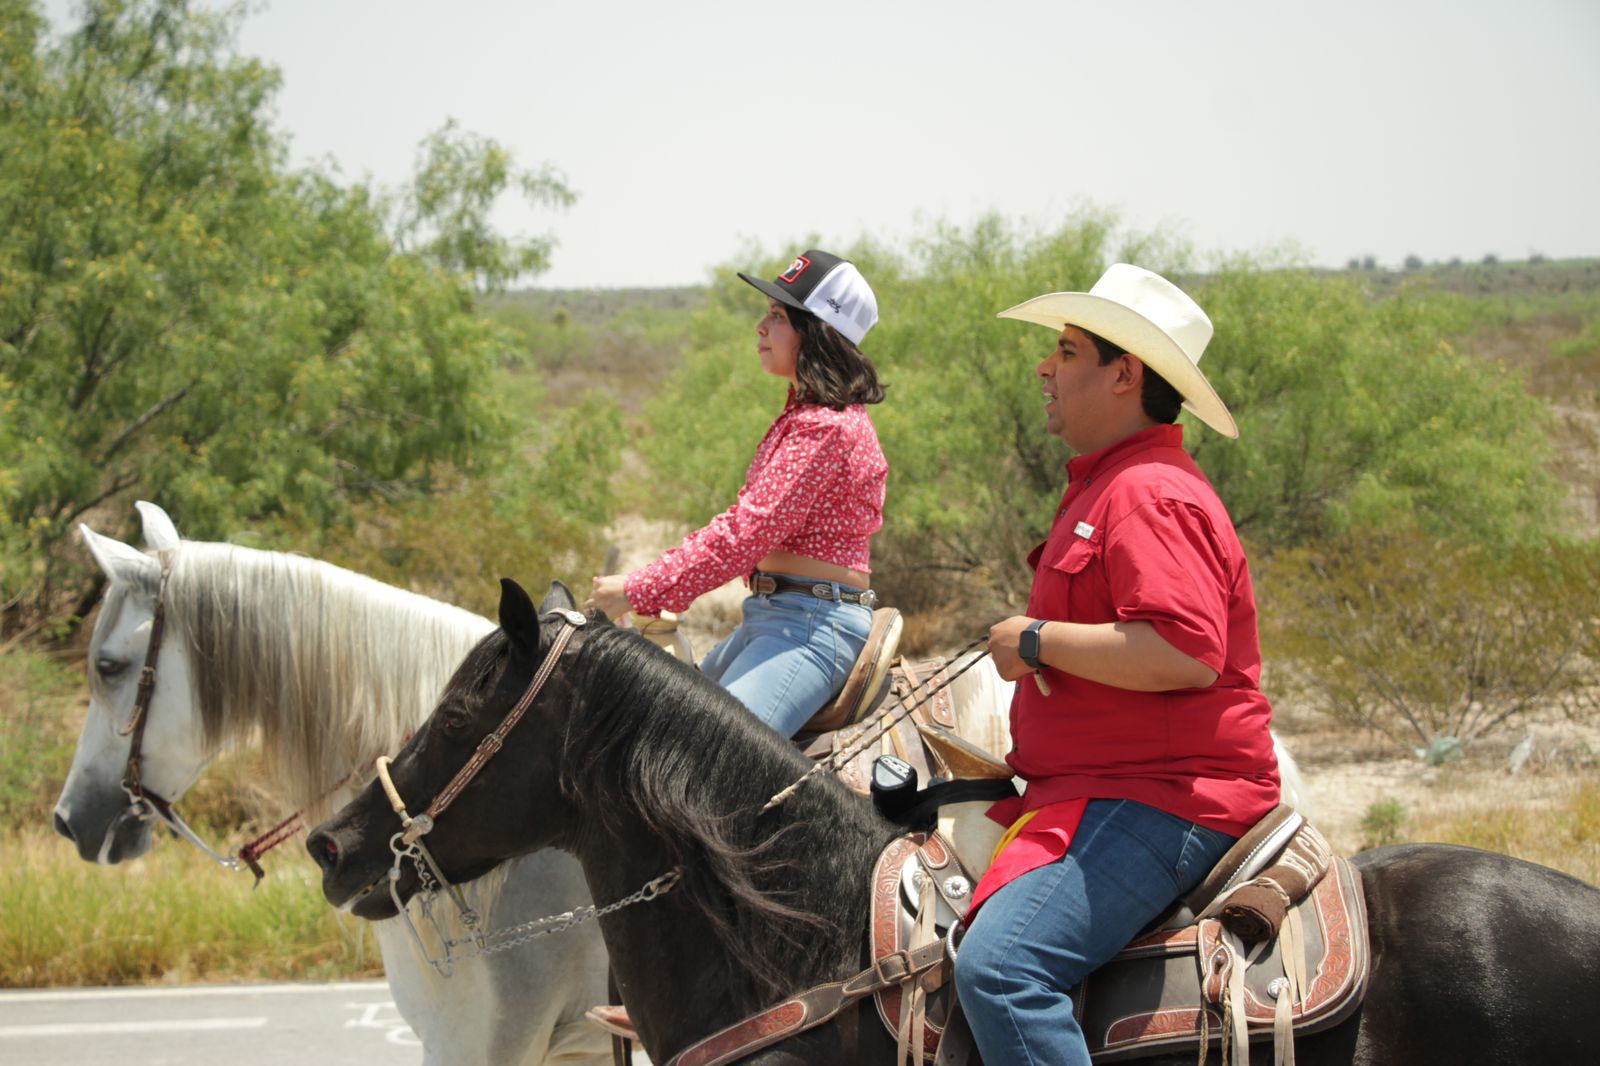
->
[585,1003,638,1041]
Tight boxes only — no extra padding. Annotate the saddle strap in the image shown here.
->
[663,940,947,1066]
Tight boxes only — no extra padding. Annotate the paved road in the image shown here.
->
[0,981,653,1065]
[0,981,421,1066]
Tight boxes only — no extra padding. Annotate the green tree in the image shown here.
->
[1191,267,1562,549]
[639,217,1563,619]
[0,0,581,637]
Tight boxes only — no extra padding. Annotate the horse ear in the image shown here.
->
[539,580,578,615]
[79,524,160,586]
[498,578,542,656]
[135,501,182,552]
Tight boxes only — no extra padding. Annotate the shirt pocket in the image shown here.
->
[1038,527,1111,623]
[1049,530,1101,576]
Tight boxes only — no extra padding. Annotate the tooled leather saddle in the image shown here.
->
[893,804,1369,1065]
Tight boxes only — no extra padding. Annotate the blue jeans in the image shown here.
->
[954,798,1237,1066]
[699,577,873,738]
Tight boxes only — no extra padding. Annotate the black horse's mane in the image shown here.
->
[464,617,897,1003]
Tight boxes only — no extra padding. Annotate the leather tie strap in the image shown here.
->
[664,940,947,1066]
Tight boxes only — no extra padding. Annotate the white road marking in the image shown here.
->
[0,981,390,1004]
[0,1017,268,1038]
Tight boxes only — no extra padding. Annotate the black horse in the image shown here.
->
[310,578,1600,1065]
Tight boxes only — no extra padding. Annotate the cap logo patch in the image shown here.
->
[779,256,811,283]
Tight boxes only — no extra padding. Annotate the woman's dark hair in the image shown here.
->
[788,307,886,408]
[1085,328,1183,425]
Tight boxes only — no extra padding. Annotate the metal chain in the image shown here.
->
[419,870,682,963]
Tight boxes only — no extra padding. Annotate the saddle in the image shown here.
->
[905,805,1368,1065]
[799,606,906,736]
[661,802,1370,1066]
[1070,810,1369,1064]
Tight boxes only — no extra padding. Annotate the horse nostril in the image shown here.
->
[307,830,341,873]
[53,809,76,843]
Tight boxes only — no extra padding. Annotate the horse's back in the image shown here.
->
[1330,843,1600,1065]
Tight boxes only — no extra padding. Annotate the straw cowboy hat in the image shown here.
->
[997,263,1239,438]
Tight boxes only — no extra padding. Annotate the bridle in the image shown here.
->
[115,551,261,875]
[369,608,996,979]
[373,607,682,975]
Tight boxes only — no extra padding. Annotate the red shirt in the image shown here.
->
[625,391,887,616]
[972,424,1278,912]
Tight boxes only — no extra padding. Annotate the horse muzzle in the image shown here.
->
[53,798,156,865]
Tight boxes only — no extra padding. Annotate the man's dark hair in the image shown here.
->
[1084,328,1183,424]
[790,308,886,408]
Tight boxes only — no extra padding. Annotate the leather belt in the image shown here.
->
[750,572,878,609]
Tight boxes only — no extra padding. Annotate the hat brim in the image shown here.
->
[998,293,1239,438]
[738,272,810,316]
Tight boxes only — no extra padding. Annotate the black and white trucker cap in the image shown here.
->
[738,250,878,346]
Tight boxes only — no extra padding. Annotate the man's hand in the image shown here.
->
[988,615,1036,681]
[585,574,635,619]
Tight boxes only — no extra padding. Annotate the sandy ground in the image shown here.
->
[1272,705,1599,854]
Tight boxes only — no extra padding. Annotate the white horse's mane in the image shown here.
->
[158,541,493,811]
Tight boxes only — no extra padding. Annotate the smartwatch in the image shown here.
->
[1018,619,1049,670]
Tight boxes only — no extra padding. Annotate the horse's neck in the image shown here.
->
[179,544,493,807]
[568,772,886,1058]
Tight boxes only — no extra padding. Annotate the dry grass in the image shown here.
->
[1275,699,1600,886]
[0,824,383,988]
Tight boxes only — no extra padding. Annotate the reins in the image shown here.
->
[373,607,684,975]
[759,633,993,815]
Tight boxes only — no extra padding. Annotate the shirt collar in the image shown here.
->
[1066,423,1185,484]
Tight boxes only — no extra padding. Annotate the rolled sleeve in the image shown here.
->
[624,422,846,615]
[1104,499,1231,675]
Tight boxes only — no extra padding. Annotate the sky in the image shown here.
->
[39,0,1600,289]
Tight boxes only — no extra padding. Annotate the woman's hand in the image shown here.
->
[586,574,635,619]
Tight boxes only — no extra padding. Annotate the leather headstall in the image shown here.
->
[119,550,175,814]
[387,609,588,847]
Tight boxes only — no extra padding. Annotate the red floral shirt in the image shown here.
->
[625,392,887,616]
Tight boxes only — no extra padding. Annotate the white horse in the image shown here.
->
[53,502,612,1066]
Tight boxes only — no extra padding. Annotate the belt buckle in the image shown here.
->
[810,582,835,601]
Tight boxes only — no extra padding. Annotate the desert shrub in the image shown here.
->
[288,394,623,616]
[1360,799,1407,849]
[1261,532,1600,756]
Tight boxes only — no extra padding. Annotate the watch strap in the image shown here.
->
[1019,619,1048,670]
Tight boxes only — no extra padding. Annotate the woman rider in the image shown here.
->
[586,249,887,739]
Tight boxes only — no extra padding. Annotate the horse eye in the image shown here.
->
[96,657,129,680]
[439,708,469,733]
